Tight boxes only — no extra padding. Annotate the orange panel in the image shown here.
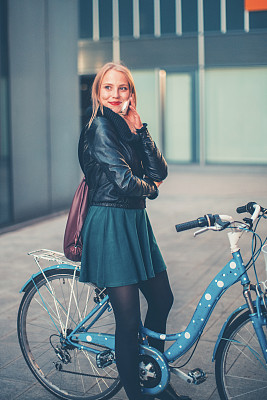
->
[245,0,267,11]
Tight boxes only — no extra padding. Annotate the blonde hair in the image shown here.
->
[88,62,137,127]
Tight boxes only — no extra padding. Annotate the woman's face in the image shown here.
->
[99,69,130,114]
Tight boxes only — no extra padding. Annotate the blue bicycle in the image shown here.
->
[17,202,267,400]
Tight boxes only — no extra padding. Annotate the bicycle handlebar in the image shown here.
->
[175,214,215,232]
[175,202,266,233]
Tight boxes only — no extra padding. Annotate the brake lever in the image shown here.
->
[194,216,231,237]
[194,226,221,237]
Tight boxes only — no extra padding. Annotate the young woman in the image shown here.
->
[78,62,190,400]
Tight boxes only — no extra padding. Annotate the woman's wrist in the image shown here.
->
[143,176,159,200]
[136,123,148,133]
[148,182,159,199]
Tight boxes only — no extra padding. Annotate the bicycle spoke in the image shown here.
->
[216,311,267,400]
[225,385,267,399]
[74,350,87,394]
[81,349,109,390]
[226,375,267,383]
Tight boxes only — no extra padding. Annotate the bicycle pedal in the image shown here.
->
[188,368,206,385]
[96,350,115,368]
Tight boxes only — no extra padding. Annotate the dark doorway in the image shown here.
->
[80,75,96,128]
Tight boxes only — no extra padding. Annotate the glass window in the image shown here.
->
[131,70,160,146]
[139,0,154,36]
[160,0,176,35]
[165,73,193,162]
[181,0,198,33]
[79,0,93,39]
[119,0,133,37]
[0,0,12,226]
[205,67,267,164]
[204,0,221,32]
[250,11,267,30]
[226,0,244,31]
[99,0,113,38]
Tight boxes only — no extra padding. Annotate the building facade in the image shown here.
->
[0,0,80,228]
[79,0,267,165]
[0,0,266,229]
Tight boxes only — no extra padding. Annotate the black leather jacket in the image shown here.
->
[78,107,168,209]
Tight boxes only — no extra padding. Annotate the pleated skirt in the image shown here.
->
[80,206,167,287]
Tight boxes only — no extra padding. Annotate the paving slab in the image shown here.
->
[0,165,266,400]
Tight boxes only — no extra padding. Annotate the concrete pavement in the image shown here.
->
[0,165,266,400]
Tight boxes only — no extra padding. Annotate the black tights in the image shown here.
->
[106,271,174,400]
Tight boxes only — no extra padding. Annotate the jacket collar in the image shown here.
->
[87,106,140,143]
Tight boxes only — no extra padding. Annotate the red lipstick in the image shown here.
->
[109,102,121,106]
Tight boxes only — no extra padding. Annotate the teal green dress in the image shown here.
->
[80,206,167,288]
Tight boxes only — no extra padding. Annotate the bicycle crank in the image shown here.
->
[139,354,162,388]
[170,366,207,385]
[139,345,170,396]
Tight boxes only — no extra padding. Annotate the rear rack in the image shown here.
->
[28,249,80,267]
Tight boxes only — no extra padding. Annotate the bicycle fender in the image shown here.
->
[20,264,78,293]
[212,303,250,362]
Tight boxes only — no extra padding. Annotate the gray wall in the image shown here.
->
[78,32,267,74]
[8,0,80,223]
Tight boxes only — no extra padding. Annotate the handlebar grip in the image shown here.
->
[236,205,247,214]
[175,217,207,232]
[236,202,256,215]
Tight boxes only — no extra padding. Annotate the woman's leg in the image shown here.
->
[106,284,143,400]
[139,270,174,352]
[106,272,173,399]
[139,273,192,399]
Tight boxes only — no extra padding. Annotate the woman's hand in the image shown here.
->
[123,95,143,132]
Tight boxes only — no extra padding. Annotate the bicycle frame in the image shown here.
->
[21,249,267,366]
[142,250,267,364]
[18,205,267,400]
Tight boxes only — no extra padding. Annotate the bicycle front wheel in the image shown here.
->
[215,310,267,400]
[17,268,121,400]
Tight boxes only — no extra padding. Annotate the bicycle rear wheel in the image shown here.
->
[215,310,267,400]
[17,268,121,400]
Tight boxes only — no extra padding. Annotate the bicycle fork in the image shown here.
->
[243,284,267,364]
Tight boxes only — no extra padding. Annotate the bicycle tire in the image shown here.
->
[17,268,121,400]
[215,309,267,400]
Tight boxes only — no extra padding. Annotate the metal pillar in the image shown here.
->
[112,0,120,62]
[197,0,205,165]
